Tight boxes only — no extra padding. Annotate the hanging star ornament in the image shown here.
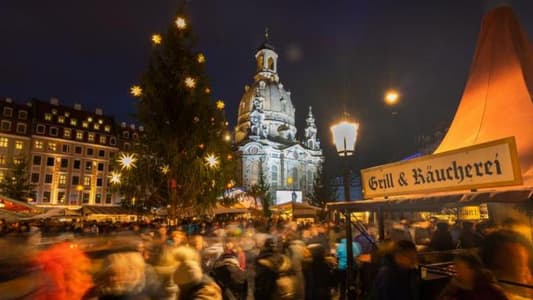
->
[160,164,170,175]
[205,88,211,94]
[118,153,137,170]
[197,53,206,63]
[130,85,142,97]
[216,100,225,110]
[204,153,220,169]
[109,171,122,185]
[175,17,187,29]
[185,77,197,89]
[151,34,162,45]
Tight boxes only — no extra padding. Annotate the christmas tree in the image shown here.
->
[0,158,34,201]
[126,6,235,219]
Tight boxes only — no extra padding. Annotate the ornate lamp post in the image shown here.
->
[330,118,359,299]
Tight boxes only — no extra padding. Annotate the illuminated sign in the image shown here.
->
[276,190,303,205]
[361,137,522,198]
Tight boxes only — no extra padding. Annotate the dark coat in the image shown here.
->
[430,230,455,251]
[373,263,420,300]
[438,274,508,300]
[254,250,299,300]
[211,253,248,300]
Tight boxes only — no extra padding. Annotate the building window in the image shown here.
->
[105,194,112,204]
[87,148,94,156]
[94,124,100,130]
[95,193,102,204]
[123,131,130,138]
[16,123,26,134]
[88,133,95,142]
[84,176,91,186]
[99,136,106,144]
[36,124,45,134]
[44,113,52,121]
[45,174,53,184]
[15,141,23,150]
[3,107,13,117]
[97,163,104,171]
[82,121,89,128]
[87,117,93,122]
[31,173,39,183]
[34,141,43,149]
[13,157,22,165]
[85,161,92,171]
[272,165,278,183]
[1,120,11,131]
[82,193,90,204]
[110,137,117,146]
[42,191,51,202]
[75,146,82,154]
[98,150,105,157]
[76,131,84,140]
[70,119,77,126]
[104,125,111,132]
[18,110,27,120]
[50,127,58,136]
[47,143,56,151]
[0,137,8,148]
[60,158,68,168]
[73,160,81,169]
[51,109,58,115]
[33,155,41,165]
[46,157,55,166]
[96,178,103,187]
[64,128,71,138]
[0,155,5,165]
[59,174,67,185]
[62,144,70,153]
[72,176,80,185]
[132,133,139,140]
[57,116,65,124]
[57,192,66,204]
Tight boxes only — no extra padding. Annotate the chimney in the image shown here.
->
[130,124,136,130]
[5,98,12,103]
[95,108,103,116]
[74,103,82,111]
[121,122,126,128]
[50,97,59,105]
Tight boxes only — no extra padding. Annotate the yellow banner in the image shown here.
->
[458,206,481,220]
[361,137,522,198]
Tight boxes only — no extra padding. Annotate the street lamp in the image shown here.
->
[330,117,359,299]
[385,89,400,106]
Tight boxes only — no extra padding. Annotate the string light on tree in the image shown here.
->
[109,171,122,185]
[204,153,220,169]
[185,77,197,88]
[175,17,187,29]
[130,85,142,97]
[197,53,206,63]
[216,100,225,110]
[205,88,211,94]
[160,164,170,175]
[118,153,138,170]
[151,34,162,45]
[224,133,231,142]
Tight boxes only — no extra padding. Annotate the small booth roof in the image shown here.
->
[327,188,533,212]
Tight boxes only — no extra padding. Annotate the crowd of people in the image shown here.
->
[0,217,531,300]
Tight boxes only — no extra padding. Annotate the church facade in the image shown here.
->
[235,34,323,198]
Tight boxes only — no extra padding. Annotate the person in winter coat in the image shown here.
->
[171,246,222,300]
[430,222,455,251]
[254,238,300,300]
[210,251,248,300]
[373,240,420,300]
[438,253,508,300]
[284,231,308,299]
[304,244,335,300]
[336,236,362,300]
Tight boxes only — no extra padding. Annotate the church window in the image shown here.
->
[267,57,274,70]
[291,167,299,189]
[257,54,264,70]
[272,165,278,184]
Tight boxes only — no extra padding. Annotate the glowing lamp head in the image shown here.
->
[385,90,400,105]
[130,85,142,97]
[330,120,359,157]
[175,17,187,29]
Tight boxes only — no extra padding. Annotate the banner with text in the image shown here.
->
[361,137,522,198]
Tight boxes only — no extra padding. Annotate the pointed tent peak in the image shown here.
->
[435,3,533,185]
[258,27,275,51]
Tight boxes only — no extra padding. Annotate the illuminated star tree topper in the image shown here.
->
[118,153,138,170]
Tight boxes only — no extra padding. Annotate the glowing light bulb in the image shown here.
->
[385,90,400,105]
[130,85,142,97]
[175,17,187,29]
[185,77,196,88]
[151,34,162,44]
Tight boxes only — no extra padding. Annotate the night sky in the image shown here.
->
[1,0,533,176]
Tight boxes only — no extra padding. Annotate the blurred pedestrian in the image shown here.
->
[430,222,455,251]
[336,234,362,300]
[458,222,482,249]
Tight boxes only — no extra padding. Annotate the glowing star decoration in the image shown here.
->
[109,171,122,185]
[160,164,170,175]
[151,34,162,45]
[118,153,137,170]
[130,85,142,97]
[204,153,220,169]
[175,17,187,29]
[185,77,196,89]
[197,53,206,63]
[204,88,211,94]
[216,100,225,110]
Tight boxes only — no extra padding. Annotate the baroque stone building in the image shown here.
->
[235,33,323,198]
